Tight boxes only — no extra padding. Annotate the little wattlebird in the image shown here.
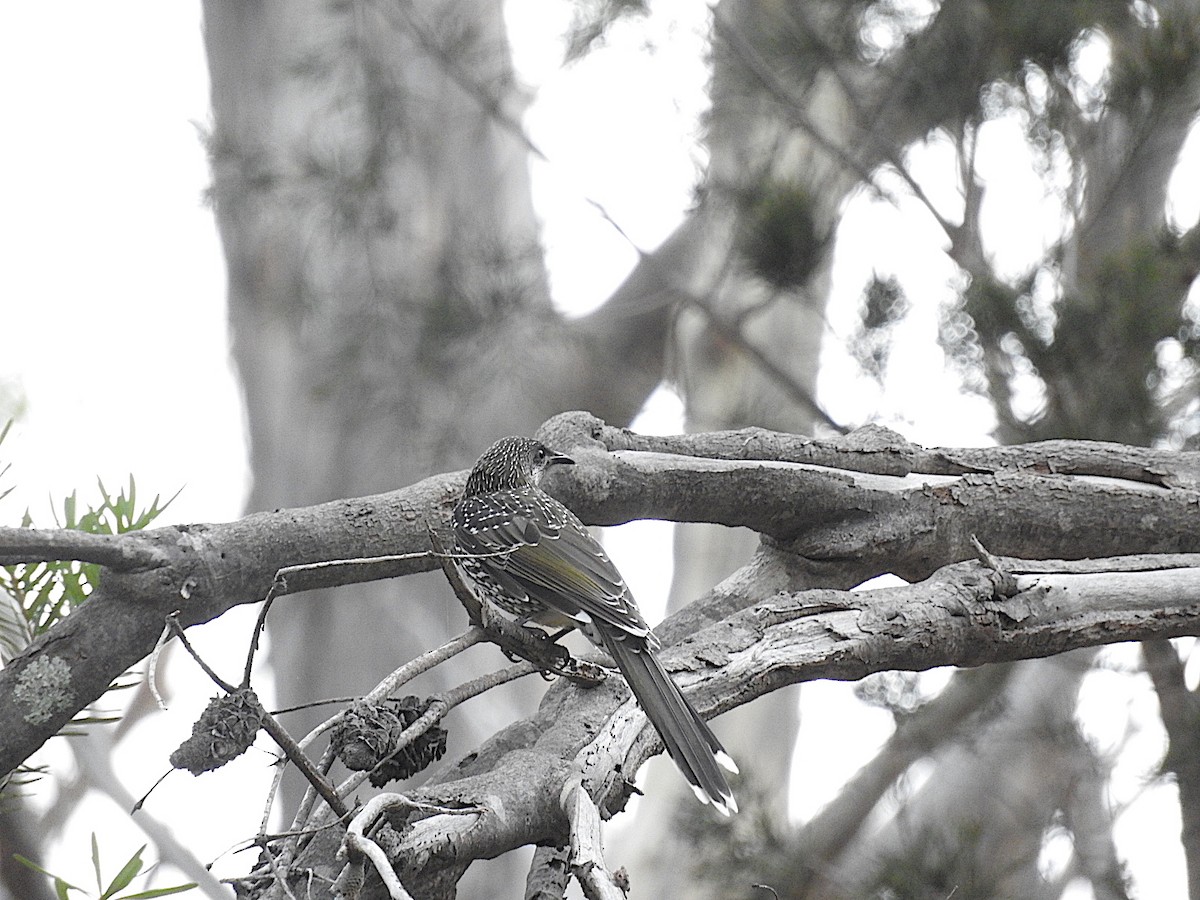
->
[451,435,738,815]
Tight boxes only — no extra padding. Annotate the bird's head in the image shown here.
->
[463,436,575,496]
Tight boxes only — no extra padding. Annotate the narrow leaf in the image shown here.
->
[13,855,80,900]
[116,884,198,899]
[13,854,75,885]
[92,831,103,892]
[101,845,146,898]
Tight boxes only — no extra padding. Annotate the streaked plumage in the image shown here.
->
[452,436,738,815]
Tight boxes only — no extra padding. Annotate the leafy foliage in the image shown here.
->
[943,228,1200,444]
[563,0,649,62]
[15,833,196,900]
[0,431,180,788]
[0,474,177,661]
[850,275,910,383]
[737,181,828,290]
[1110,3,1200,108]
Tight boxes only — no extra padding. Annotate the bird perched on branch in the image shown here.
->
[451,435,737,815]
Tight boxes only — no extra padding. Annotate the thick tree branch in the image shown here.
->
[541,415,1200,584]
[0,527,168,570]
[266,554,1200,897]
[577,413,1200,488]
[0,473,464,776]
[3,415,1200,798]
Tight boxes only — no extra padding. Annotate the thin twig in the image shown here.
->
[165,614,348,821]
[271,744,339,873]
[273,628,490,846]
[166,614,235,693]
[366,628,488,703]
[242,548,499,686]
[683,293,846,433]
[711,9,958,244]
[340,794,438,900]
[969,534,1018,598]
[272,696,362,716]
[261,841,302,900]
[242,553,440,686]
[253,694,350,821]
[242,576,284,687]
[147,618,175,710]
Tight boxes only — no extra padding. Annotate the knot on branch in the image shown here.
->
[330,696,449,786]
[970,535,1019,599]
[169,686,263,775]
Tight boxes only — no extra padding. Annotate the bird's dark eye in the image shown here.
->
[535,447,546,461]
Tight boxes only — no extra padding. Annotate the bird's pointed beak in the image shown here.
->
[548,451,575,468]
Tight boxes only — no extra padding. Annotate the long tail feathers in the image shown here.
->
[601,632,738,816]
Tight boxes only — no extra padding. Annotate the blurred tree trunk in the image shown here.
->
[202,1,671,895]
[1143,639,1200,899]
[204,0,546,795]
[616,2,848,891]
[0,801,54,900]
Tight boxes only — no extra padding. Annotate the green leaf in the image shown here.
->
[0,584,33,662]
[116,884,198,899]
[92,831,103,892]
[12,855,80,895]
[13,853,70,881]
[100,844,145,899]
[127,485,180,532]
[71,714,121,725]
[60,491,77,529]
[122,476,137,529]
[96,478,116,526]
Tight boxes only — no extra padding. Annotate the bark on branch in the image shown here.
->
[291,552,1200,897]
[3,413,1200,891]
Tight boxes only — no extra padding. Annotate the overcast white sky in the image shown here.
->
[2,2,1199,897]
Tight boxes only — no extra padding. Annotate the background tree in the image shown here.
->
[664,2,1200,898]
[3,1,1200,899]
[202,0,673,891]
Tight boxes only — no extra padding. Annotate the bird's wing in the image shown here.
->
[453,487,652,640]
